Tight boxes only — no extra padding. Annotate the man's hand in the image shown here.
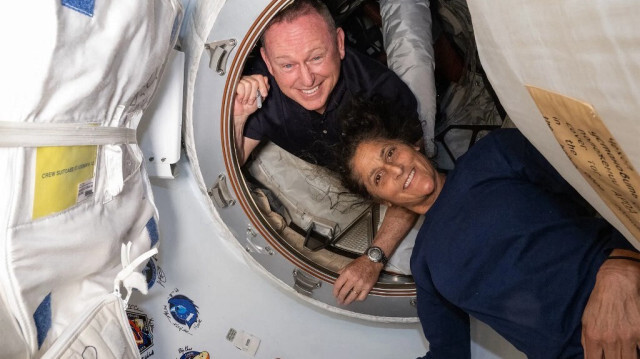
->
[233,75,269,162]
[581,249,640,358]
[333,256,383,305]
[233,74,270,117]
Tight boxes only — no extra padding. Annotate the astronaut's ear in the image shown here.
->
[260,47,274,75]
[336,27,346,60]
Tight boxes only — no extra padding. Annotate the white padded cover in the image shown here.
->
[468,0,640,248]
[380,0,437,157]
[0,0,183,357]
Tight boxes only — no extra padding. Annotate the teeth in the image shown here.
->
[302,86,319,95]
[404,169,415,189]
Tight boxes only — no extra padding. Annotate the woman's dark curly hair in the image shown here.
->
[336,94,421,201]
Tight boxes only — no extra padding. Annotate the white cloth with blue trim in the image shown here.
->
[0,0,183,357]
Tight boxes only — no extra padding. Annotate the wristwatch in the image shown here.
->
[365,246,388,265]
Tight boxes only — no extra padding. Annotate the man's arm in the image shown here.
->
[333,205,418,305]
[233,74,269,164]
[581,248,640,358]
[237,137,260,165]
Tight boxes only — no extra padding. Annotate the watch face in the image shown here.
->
[368,247,382,261]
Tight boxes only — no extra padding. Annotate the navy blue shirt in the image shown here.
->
[243,48,421,168]
[411,129,636,358]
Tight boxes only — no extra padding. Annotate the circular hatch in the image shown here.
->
[186,0,418,320]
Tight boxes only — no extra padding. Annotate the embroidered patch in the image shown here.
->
[168,295,199,329]
[61,0,95,17]
[127,305,154,356]
[146,217,159,247]
[180,350,211,359]
[164,289,202,335]
[33,293,52,349]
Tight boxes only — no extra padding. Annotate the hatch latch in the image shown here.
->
[204,39,237,75]
[292,268,322,297]
[208,174,236,208]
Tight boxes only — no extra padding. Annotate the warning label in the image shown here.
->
[33,145,98,219]
[527,86,640,241]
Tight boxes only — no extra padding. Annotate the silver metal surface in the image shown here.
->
[205,38,237,75]
[245,225,274,255]
[333,210,373,254]
[209,174,236,208]
[293,268,322,297]
[256,90,263,108]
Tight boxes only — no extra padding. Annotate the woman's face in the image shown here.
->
[350,139,445,214]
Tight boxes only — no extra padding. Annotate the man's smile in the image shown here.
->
[301,85,320,95]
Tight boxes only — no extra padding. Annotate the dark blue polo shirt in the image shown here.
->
[243,48,420,168]
[411,129,637,358]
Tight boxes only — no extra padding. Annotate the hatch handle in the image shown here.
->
[292,268,322,297]
[208,174,236,208]
[205,39,237,75]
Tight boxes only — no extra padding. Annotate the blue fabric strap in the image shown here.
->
[33,293,52,349]
[61,0,95,17]
[146,217,159,247]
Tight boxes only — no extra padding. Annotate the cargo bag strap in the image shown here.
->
[0,121,137,147]
[114,242,158,306]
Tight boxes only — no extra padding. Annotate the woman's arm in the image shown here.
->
[581,248,640,359]
[416,280,471,358]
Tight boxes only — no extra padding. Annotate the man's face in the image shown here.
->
[260,12,345,114]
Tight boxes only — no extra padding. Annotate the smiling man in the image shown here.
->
[233,0,421,167]
[232,0,423,305]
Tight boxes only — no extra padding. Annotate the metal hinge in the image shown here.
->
[208,174,235,208]
[244,225,274,255]
[292,268,322,297]
[204,39,237,75]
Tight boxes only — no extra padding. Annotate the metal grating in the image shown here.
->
[333,210,374,254]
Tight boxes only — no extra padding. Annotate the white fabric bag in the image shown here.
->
[0,0,183,357]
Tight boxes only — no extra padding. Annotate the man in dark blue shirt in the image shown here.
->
[232,0,422,304]
[240,48,420,168]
